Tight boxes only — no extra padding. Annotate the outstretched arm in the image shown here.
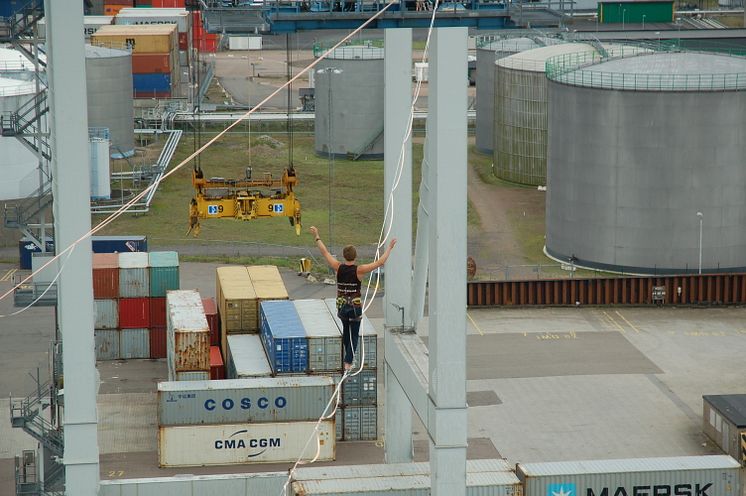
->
[357,239,397,277]
[309,226,341,272]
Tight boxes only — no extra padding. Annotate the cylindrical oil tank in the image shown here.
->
[475,37,552,154]
[494,43,601,186]
[0,77,42,200]
[85,44,134,157]
[314,45,384,159]
[545,51,746,273]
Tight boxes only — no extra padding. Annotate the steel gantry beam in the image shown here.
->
[383,27,468,496]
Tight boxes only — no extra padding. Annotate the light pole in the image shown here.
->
[317,67,342,256]
[697,211,703,274]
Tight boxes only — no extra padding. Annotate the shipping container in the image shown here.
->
[119,252,150,297]
[158,421,335,467]
[133,72,172,92]
[18,237,54,270]
[131,53,172,74]
[115,7,191,34]
[202,297,219,346]
[175,371,209,381]
[210,346,225,380]
[342,405,377,441]
[260,300,308,374]
[37,15,115,39]
[293,459,514,480]
[226,334,272,379]
[153,0,186,6]
[99,472,287,496]
[104,4,129,15]
[324,298,377,369]
[167,290,210,375]
[94,299,118,329]
[92,24,178,54]
[335,406,343,441]
[92,235,147,254]
[95,329,120,361]
[120,328,150,359]
[92,253,119,298]
[702,395,746,466]
[341,368,377,406]
[149,251,180,297]
[150,326,167,359]
[158,375,335,426]
[246,265,289,300]
[118,297,150,328]
[291,471,522,496]
[517,455,741,496]
[216,266,258,338]
[134,90,171,99]
[150,297,167,327]
[294,299,342,372]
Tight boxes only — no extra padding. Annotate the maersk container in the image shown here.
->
[120,328,150,359]
[157,376,335,426]
[293,459,514,481]
[294,299,342,372]
[342,368,377,406]
[260,300,308,374]
[246,265,289,300]
[148,251,179,297]
[324,298,377,368]
[99,472,287,496]
[517,455,741,496]
[94,299,118,329]
[226,334,272,379]
[343,405,377,441]
[167,290,210,374]
[118,252,150,297]
[92,253,119,298]
[158,420,335,467]
[95,329,120,361]
[291,471,522,496]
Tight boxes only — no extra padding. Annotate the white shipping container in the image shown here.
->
[228,36,250,50]
[167,290,210,376]
[248,36,262,50]
[115,8,190,34]
[159,421,335,467]
[226,334,272,379]
[37,15,114,39]
[118,251,149,269]
[99,472,287,496]
[294,459,514,480]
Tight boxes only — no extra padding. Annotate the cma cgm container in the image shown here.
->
[225,334,272,379]
[157,375,335,425]
[517,455,741,496]
[294,299,342,372]
[260,300,308,374]
[246,265,289,301]
[166,290,210,378]
[291,471,522,496]
[118,252,149,298]
[324,298,377,369]
[148,251,179,297]
[216,266,258,339]
[92,253,119,298]
[158,420,335,467]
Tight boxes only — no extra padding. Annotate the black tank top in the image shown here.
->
[337,264,361,301]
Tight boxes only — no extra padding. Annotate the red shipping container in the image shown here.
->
[150,326,167,359]
[210,346,225,380]
[132,53,172,74]
[198,35,218,53]
[150,297,167,327]
[153,0,185,6]
[119,298,150,328]
[202,297,219,346]
[92,253,119,299]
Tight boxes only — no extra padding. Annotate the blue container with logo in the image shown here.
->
[259,300,308,374]
[133,72,171,92]
[18,237,54,270]
[91,235,148,254]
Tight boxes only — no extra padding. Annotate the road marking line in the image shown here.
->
[466,312,484,336]
[0,268,17,282]
[615,310,641,334]
[602,311,625,334]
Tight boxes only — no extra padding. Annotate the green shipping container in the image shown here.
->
[149,251,180,297]
[598,0,674,24]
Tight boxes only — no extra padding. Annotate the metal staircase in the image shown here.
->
[348,126,383,161]
[10,380,64,457]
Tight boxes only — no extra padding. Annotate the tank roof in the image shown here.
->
[478,37,546,53]
[0,47,35,71]
[85,44,130,58]
[497,43,597,72]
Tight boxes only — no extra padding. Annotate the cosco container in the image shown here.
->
[148,251,179,297]
[99,472,288,496]
[158,420,335,467]
[95,329,120,361]
[324,298,377,368]
[94,299,118,329]
[157,375,335,426]
[343,405,377,441]
[118,252,150,297]
[92,24,178,54]
[291,471,522,496]
[91,235,147,254]
[260,300,307,374]
[216,266,258,339]
[246,265,289,300]
[341,368,377,406]
[150,326,167,359]
[167,290,210,377]
[92,253,119,298]
[120,328,150,359]
[517,455,741,496]
[118,297,150,329]
[293,459,514,481]
[226,334,272,379]
[210,346,225,380]
[294,299,342,372]
[202,297,219,346]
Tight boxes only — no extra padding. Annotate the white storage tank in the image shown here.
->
[314,45,384,159]
[89,135,111,200]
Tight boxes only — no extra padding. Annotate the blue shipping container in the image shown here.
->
[133,73,171,92]
[260,300,308,374]
[92,236,148,254]
[18,237,54,270]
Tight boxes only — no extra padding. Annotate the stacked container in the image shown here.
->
[104,0,133,16]
[225,334,273,379]
[216,266,258,357]
[259,300,308,374]
[156,376,337,467]
[202,297,219,346]
[209,346,225,380]
[294,299,341,373]
[191,10,218,53]
[324,298,379,441]
[117,252,150,359]
[166,290,210,381]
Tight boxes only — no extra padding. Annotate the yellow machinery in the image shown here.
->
[188,167,301,237]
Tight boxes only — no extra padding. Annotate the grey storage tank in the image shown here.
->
[314,45,384,159]
[545,51,746,274]
[85,44,134,157]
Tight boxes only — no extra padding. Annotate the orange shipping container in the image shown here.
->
[132,53,172,74]
[104,4,130,16]
[92,24,178,54]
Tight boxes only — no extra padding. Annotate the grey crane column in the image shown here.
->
[46,0,100,494]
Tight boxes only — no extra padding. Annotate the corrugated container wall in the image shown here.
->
[517,455,741,496]
[294,299,342,372]
[120,328,150,359]
[94,299,118,329]
[202,297,219,346]
[226,334,272,379]
[92,253,119,299]
[158,421,335,467]
[150,326,167,359]
[343,405,377,441]
[293,459,514,480]
[150,297,167,327]
[85,45,134,157]
[246,265,289,300]
[149,251,179,297]
[95,329,120,361]
[175,371,209,381]
[216,266,258,341]
[341,368,377,406]
[210,346,225,380]
[260,300,308,374]
[92,24,178,54]
[324,298,377,369]
[118,252,149,297]
[118,297,150,328]
[157,376,335,426]
[99,472,288,496]
[167,290,210,377]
